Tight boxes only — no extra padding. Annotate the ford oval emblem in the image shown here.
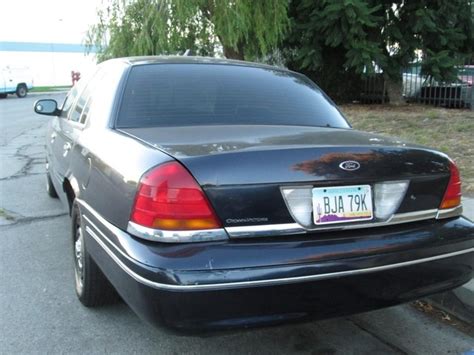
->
[339,161,360,171]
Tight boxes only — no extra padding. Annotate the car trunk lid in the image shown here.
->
[121,125,448,185]
[121,125,450,228]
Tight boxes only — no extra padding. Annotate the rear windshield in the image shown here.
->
[116,64,349,129]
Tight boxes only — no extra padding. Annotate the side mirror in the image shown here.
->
[34,99,60,116]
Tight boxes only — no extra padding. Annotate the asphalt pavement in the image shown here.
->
[1,93,473,354]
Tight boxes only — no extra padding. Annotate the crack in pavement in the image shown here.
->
[1,117,56,220]
[1,122,47,180]
[347,317,408,354]
[0,172,46,181]
[0,212,68,228]
[0,121,47,147]
[0,143,46,181]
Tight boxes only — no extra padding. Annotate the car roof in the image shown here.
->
[104,55,288,72]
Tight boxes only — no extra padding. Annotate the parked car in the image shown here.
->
[402,72,426,99]
[418,77,472,108]
[34,57,474,333]
[457,65,474,86]
[403,74,472,108]
[0,66,33,98]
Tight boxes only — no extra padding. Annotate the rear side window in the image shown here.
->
[69,68,104,123]
[60,87,78,119]
[80,97,92,124]
[117,64,349,128]
[70,92,87,122]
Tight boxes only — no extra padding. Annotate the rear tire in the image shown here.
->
[0,93,7,99]
[16,84,27,98]
[72,203,118,307]
[46,171,59,198]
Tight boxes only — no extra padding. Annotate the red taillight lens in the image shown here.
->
[439,161,462,209]
[130,162,222,230]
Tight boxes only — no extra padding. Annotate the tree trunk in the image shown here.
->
[384,74,405,105]
[222,43,245,60]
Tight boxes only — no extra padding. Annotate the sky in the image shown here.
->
[0,0,102,44]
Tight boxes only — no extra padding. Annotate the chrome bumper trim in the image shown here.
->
[225,223,306,238]
[436,205,463,220]
[78,196,462,242]
[85,223,474,291]
[127,221,228,243]
[77,199,228,245]
[225,206,464,238]
[77,199,472,291]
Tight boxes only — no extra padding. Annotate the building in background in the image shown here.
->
[0,0,101,87]
[0,42,96,87]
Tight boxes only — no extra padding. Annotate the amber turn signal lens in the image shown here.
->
[439,161,462,210]
[152,218,220,230]
[130,162,222,231]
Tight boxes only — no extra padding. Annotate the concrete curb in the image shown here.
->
[427,280,474,325]
[0,91,68,100]
[427,197,473,325]
[28,91,69,96]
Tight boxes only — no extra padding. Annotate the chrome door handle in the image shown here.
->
[62,142,72,157]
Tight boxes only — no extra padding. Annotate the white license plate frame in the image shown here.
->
[312,185,373,225]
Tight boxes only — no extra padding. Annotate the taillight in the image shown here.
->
[130,162,222,230]
[439,161,462,209]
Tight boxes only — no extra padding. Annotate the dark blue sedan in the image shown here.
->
[33,56,474,332]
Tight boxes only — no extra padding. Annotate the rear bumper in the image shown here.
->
[80,201,474,332]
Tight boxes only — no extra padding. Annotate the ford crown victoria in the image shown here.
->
[34,56,474,332]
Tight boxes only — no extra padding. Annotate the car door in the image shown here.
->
[54,84,92,183]
[52,69,103,195]
[0,71,3,93]
[0,69,6,94]
[48,86,80,191]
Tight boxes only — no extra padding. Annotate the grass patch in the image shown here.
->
[30,86,71,93]
[340,104,474,194]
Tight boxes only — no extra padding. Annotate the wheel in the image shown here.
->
[46,171,59,198]
[16,84,27,98]
[0,93,7,99]
[72,203,118,307]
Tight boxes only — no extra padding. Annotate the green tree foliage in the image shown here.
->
[286,0,473,103]
[88,0,473,104]
[87,0,289,62]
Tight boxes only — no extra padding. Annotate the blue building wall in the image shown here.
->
[0,41,96,53]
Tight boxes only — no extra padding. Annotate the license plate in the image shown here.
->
[312,185,373,225]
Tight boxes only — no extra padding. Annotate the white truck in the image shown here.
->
[0,66,34,98]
